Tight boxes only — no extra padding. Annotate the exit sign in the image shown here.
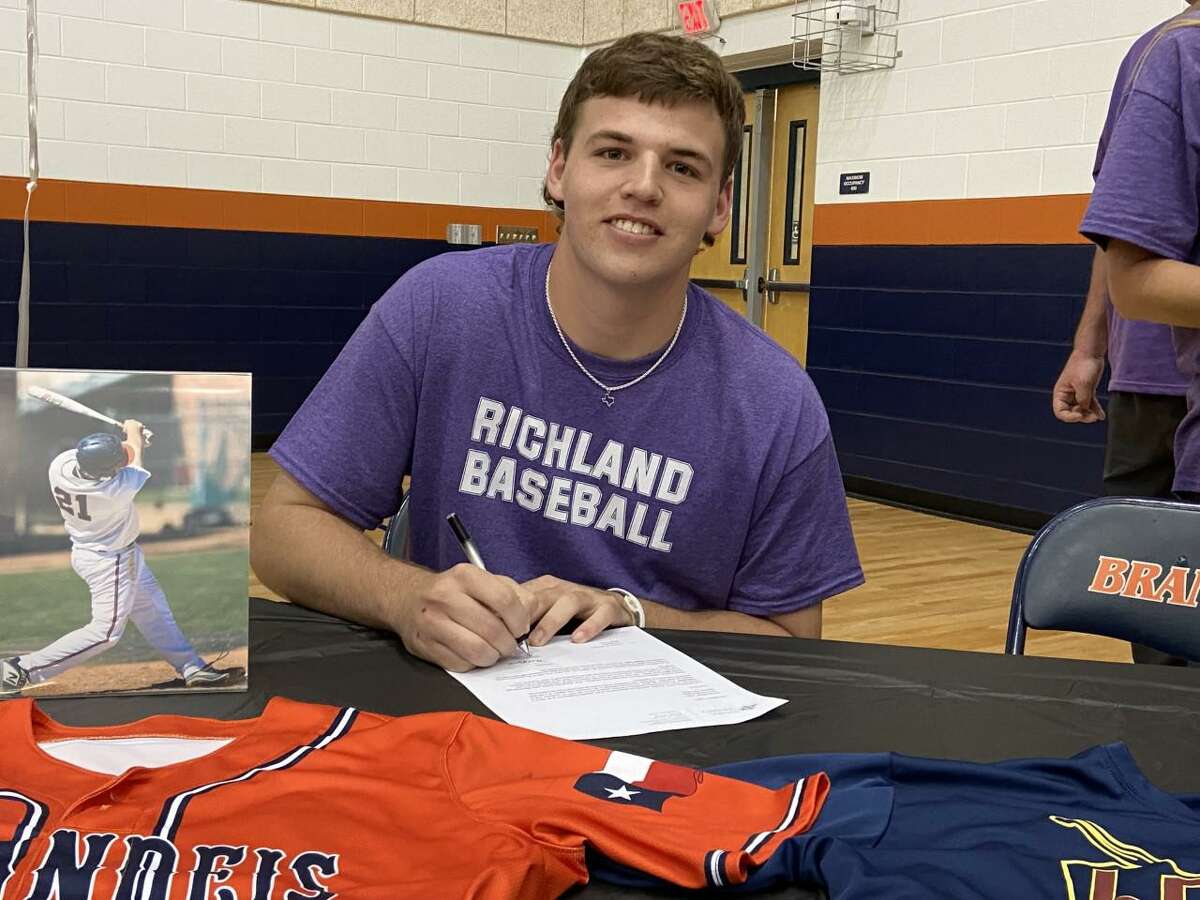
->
[677,0,720,36]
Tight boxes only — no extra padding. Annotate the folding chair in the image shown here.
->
[381,493,411,561]
[1005,497,1200,661]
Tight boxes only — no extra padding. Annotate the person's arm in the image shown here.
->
[1051,248,1109,424]
[122,418,146,469]
[251,470,534,672]
[642,599,817,636]
[769,603,821,637]
[520,577,795,645]
[1106,237,1200,327]
[1079,45,1200,325]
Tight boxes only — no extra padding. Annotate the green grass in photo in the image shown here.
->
[0,547,248,662]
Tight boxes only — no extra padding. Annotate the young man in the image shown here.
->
[252,33,864,672]
[1054,6,1192,665]
[0,421,242,695]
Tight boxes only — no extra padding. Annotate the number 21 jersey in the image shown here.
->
[48,450,149,552]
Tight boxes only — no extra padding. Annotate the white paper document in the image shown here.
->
[448,627,786,739]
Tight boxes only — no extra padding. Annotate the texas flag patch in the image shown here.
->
[574,751,702,812]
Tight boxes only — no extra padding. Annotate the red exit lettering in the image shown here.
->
[677,0,711,34]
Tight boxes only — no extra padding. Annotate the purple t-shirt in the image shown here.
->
[271,243,863,615]
[1091,19,1189,397]
[1080,10,1200,492]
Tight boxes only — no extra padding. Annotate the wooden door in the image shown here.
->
[764,83,819,364]
[688,94,754,315]
[689,82,819,364]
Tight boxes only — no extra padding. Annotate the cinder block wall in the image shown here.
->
[804,0,1183,521]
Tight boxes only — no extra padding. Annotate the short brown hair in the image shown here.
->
[542,32,744,246]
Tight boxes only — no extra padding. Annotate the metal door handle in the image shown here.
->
[692,268,751,305]
[760,267,810,305]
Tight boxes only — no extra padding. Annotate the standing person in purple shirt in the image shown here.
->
[1055,5,1192,665]
[251,33,864,672]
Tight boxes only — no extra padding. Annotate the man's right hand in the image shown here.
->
[390,564,533,672]
[1052,351,1106,423]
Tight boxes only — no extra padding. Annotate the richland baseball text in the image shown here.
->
[459,397,692,553]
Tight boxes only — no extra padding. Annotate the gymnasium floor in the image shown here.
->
[249,454,1130,665]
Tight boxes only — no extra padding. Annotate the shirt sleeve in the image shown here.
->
[1081,73,1200,261]
[593,752,895,892]
[108,465,150,502]
[727,432,864,616]
[269,279,423,530]
[445,713,830,890]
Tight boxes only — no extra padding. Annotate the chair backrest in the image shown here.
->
[1005,497,1200,660]
[381,493,411,560]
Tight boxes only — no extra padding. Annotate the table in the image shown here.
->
[39,598,1200,898]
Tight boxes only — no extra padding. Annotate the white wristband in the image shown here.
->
[607,587,645,628]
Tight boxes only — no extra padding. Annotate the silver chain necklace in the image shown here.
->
[544,266,687,407]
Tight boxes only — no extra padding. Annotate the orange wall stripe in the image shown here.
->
[0,176,558,243]
[6,177,1089,247]
[814,194,1093,246]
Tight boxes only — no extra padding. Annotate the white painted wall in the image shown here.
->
[0,0,1185,210]
[819,0,1187,202]
[0,0,581,208]
[712,0,1185,204]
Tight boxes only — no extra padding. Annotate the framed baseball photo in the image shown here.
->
[0,368,250,698]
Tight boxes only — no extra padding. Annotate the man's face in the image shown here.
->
[544,96,733,289]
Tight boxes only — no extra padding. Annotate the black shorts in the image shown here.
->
[1103,391,1193,665]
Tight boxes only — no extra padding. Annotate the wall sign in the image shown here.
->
[839,172,870,195]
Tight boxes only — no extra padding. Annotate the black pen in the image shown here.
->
[446,513,531,656]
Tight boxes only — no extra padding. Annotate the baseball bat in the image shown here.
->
[26,385,154,446]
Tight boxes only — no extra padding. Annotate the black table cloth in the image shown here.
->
[34,598,1200,898]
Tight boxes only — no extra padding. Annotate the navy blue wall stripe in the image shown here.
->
[0,220,452,438]
[811,243,1104,519]
[2,221,1104,521]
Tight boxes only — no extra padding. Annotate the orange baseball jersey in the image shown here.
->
[0,696,828,898]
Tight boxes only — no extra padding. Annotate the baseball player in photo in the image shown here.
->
[0,419,242,695]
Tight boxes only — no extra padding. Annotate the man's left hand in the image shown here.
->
[522,575,636,646]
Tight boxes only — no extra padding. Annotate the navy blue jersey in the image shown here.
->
[592,744,1200,899]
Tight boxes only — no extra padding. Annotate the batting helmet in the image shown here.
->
[76,433,126,480]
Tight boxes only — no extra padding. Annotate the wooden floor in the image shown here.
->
[249,454,1130,664]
